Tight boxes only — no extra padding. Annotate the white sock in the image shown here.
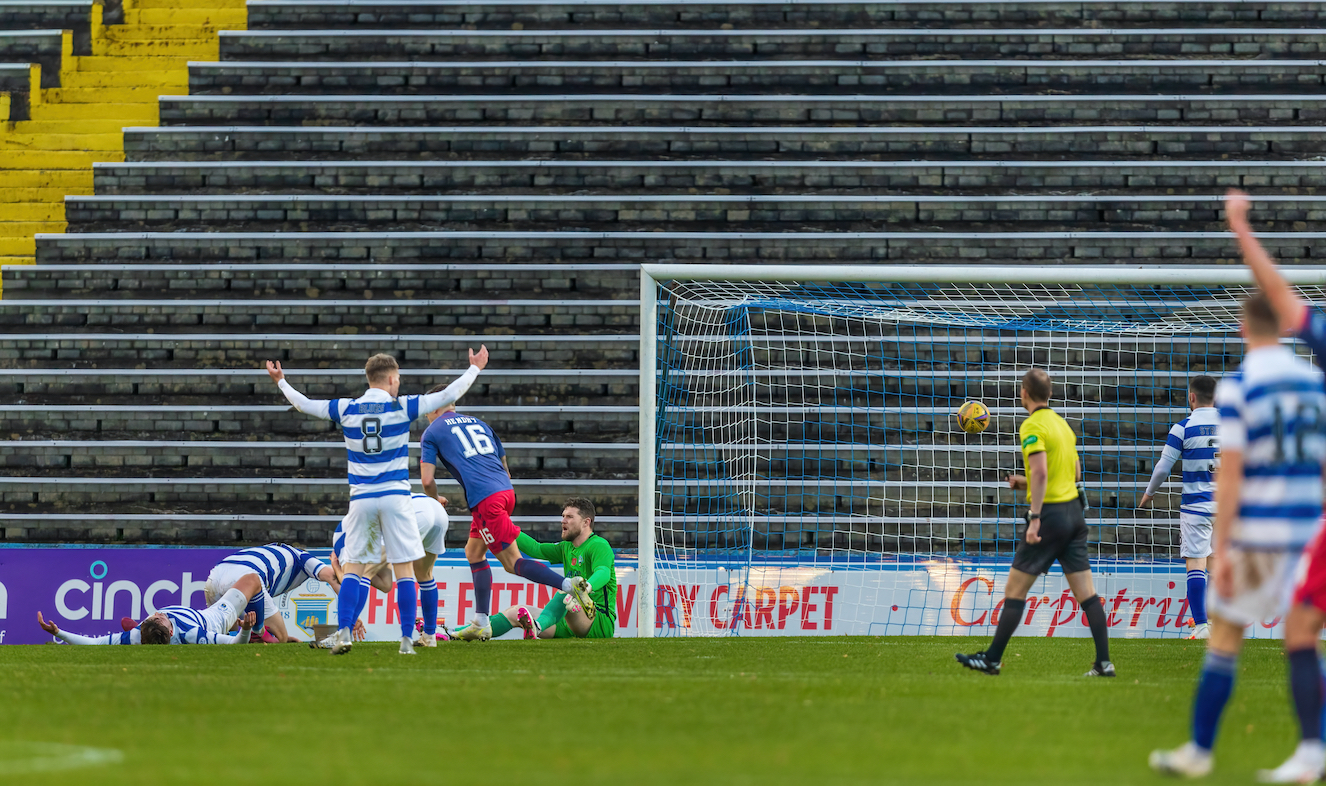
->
[473,613,490,628]
[220,588,247,620]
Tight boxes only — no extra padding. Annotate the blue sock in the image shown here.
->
[244,597,264,627]
[419,580,439,635]
[1187,570,1208,625]
[396,578,417,639]
[337,574,363,631]
[354,579,371,621]
[1192,651,1238,752]
[513,557,567,591]
[1289,648,1324,741]
[470,561,493,616]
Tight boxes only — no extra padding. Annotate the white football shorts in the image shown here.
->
[203,562,276,621]
[1207,548,1303,627]
[342,493,425,565]
[1179,512,1214,559]
[413,495,448,556]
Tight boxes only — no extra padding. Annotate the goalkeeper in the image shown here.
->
[454,498,617,640]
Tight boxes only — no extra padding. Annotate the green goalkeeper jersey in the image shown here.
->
[517,531,617,620]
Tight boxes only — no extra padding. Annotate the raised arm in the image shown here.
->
[412,346,490,415]
[266,361,334,420]
[1139,424,1184,508]
[1227,190,1306,332]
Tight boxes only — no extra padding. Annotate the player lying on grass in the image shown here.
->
[451,497,617,640]
[1150,290,1326,782]
[1138,375,1219,640]
[419,398,594,642]
[204,543,340,644]
[269,348,486,656]
[38,591,258,645]
[318,492,452,647]
[956,368,1114,677]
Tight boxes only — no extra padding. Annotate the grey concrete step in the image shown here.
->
[0,298,638,333]
[187,59,1326,97]
[244,0,1326,32]
[0,1,95,54]
[0,62,35,121]
[0,474,640,517]
[3,260,639,300]
[121,124,1326,162]
[216,28,1326,61]
[0,331,638,369]
[0,402,640,442]
[90,159,1326,196]
[33,228,1326,267]
[0,439,638,478]
[157,92,1326,126]
[0,30,64,88]
[0,367,639,406]
[59,193,1326,233]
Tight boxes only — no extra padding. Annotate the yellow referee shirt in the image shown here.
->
[1018,407,1079,504]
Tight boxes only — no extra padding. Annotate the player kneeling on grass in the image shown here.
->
[1150,293,1326,782]
[452,497,617,641]
[419,399,594,642]
[204,543,341,644]
[38,590,258,645]
[1139,375,1220,640]
[956,368,1114,678]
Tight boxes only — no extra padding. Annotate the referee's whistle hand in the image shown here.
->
[1006,474,1027,491]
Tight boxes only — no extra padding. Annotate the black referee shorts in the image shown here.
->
[1011,498,1092,576]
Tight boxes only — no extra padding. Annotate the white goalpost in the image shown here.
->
[637,264,1326,639]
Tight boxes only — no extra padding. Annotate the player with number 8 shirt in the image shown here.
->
[267,348,488,657]
[418,395,595,641]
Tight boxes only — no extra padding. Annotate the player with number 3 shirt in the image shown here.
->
[419,400,595,642]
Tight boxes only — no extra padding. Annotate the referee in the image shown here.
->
[956,368,1115,677]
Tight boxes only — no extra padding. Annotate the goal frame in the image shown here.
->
[636,263,1326,637]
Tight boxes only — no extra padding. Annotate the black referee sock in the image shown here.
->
[985,598,1026,663]
[1080,594,1111,664]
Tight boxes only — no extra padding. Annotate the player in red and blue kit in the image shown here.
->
[1213,190,1326,781]
[418,397,595,641]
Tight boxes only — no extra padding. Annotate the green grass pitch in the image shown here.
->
[0,637,1298,784]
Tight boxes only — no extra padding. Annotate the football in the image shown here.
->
[956,400,991,434]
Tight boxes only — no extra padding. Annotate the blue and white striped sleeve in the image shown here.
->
[277,379,334,421]
[1216,377,1247,452]
[56,629,139,645]
[1144,422,1185,497]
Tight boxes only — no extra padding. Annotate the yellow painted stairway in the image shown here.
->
[0,0,245,270]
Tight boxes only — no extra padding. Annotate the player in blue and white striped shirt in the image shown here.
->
[267,346,487,655]
[204,543,339,643]
[1139,375,1220,640]
[1194,189,1326,782]
[1152,291,1326,780]
[38,592,257,645]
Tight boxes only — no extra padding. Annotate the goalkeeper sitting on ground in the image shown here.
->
[453,497,617,640]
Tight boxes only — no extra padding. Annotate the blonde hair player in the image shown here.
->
[267,347,488,655]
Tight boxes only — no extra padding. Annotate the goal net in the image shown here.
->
[636,265,1324,639]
